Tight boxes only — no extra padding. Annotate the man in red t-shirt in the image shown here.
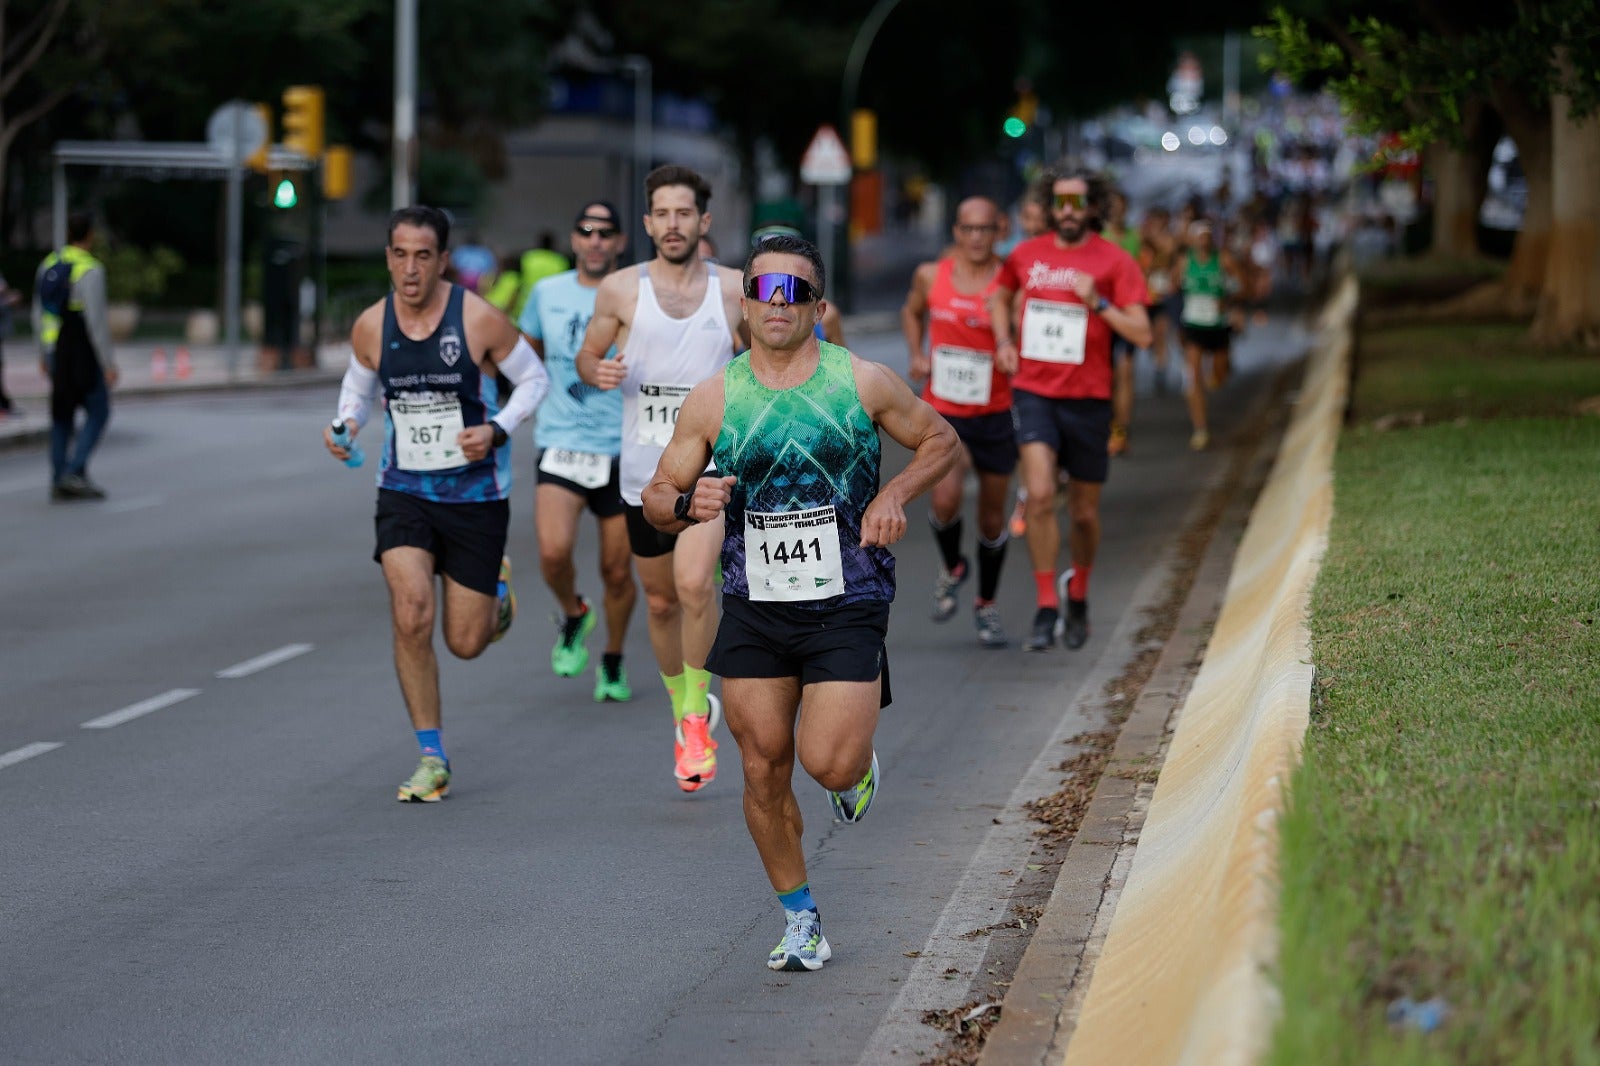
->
[902,196,1014,647]
[988,168,1151,652]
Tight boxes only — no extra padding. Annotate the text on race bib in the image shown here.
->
[930,345,994,406]
[539,447,611,489]
[637,382,692,447]
[391,392,468,471]
[744,506,845,603]
[1183,294,1223,326]
[1020,299,1088,365]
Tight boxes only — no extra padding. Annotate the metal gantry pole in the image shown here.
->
[393,0,418,210]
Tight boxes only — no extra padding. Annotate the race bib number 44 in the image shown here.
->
[745,506,845,602]
[391,393,467,471]
[539,447,611,489]
[637,383,691,447]
[1020,299,1088,365]
[931,345,993,406]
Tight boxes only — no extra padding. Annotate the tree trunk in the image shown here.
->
[1427,99,1493,259]
[1530,52,1600,348]
[1494,88,1552,315]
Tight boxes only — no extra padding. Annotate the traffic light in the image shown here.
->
[281,85,325,159]
[273,175,300,209]
[244,103,273,173]
[322,145,354,200]
[1004,91,1038,139]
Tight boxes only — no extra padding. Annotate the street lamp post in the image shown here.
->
[620,55,653,258]
[393,0,418,209]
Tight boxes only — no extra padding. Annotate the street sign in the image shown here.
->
[206,101,269,164]
[800,125,852,186]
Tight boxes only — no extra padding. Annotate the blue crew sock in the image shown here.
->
[777,882,816,914]
[415,729,447,763]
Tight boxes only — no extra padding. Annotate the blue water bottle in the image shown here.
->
[330,419,365,468]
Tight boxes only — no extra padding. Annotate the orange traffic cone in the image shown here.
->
[175,347,192,380]
[151,348,168,382]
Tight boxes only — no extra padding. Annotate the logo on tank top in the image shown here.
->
[439,326,463,367]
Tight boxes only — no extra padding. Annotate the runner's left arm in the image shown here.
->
[853,358,959,547]
[459,296,550,463]
[641,377,735,533]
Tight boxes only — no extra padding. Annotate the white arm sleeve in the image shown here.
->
[490,335,550,433]
[336,353,381,430]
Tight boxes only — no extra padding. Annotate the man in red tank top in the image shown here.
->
[901,196,1016,647]
[988,168,1151,653]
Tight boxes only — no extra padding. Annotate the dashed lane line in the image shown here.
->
[0,742,63,769]
[216,643,314,679]
[81,688,201,730]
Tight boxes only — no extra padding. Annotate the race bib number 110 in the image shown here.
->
[637,383,692,447]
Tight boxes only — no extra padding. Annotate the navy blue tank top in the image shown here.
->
[378,284,510,502]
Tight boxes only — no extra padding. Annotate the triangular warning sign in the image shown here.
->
[801,125,852,185]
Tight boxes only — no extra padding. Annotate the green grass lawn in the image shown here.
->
[1268,313,1600,1065]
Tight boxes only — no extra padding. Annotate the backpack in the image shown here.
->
[37,256,73,316]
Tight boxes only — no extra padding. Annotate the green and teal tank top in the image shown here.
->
[1180,250,1227,327]
[713,342,895,608]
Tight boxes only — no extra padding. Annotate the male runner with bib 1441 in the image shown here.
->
[643,234,958,972]
[325,205,550,803]
[575,165,748,793]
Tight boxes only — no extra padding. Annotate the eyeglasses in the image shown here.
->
[1054,191,1088,211]
[955,224,998,234]
[744,272,819,304]
[575,223,619,238]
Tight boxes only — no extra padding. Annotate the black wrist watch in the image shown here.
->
[673,490,699,524]
[1095,295,1111,314]
[490,422,508,448]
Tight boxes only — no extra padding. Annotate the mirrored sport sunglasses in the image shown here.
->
[575,222,619,238]
[1054,191,1088,211]
[744,272,820,304]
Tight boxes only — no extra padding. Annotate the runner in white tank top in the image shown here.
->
[574,165,748,794]
[617,264,736,505]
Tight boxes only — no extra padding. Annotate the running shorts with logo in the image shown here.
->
[373,489,509,596]
[710,597,892,707]
[948,411,1017,476]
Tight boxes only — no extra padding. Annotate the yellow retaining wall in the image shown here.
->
[1063,276,1358,1066]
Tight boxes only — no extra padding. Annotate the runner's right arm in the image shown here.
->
[900,260,935,384]
[574,271,628,389]
[325,304,382,459]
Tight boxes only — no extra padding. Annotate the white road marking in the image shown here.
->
[216,643,314,679]
[81,688,201,730]
[0,742,63,769]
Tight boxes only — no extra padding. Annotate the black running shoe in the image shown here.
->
[1064,599,1089,650]
[1023,607,1059,652]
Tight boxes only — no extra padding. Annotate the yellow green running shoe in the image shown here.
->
[490,556,516,644]
[767,908,831,972]
[397,755,450,802]
[551,598,597,677]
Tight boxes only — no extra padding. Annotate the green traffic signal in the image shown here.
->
[1003,116,1027,138]
[274,177,299,209]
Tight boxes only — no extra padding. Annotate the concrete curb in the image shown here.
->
[978,360,1296,1066]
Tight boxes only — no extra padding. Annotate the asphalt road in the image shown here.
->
[0,321,1310,1064]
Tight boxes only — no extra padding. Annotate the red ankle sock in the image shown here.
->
[1034,570,1058,609]
[1068,564,1091,601]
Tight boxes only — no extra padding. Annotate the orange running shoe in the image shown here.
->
[675,712,718,792]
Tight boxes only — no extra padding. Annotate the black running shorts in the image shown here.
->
[707,596,893,708]
[948,410,1018,477]
[1011,390,1112,484]
[624,503,678,558]
[1182,324,1233,352]
[373,488,509,596]
[535,450,625,518]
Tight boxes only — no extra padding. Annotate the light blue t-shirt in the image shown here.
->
[518,270,621,454]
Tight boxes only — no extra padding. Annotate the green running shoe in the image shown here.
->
[490,556,516,644]
[593,659,632,702]
[767,908,831,972]
[551,599,597,677]
[397,755,450,802]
